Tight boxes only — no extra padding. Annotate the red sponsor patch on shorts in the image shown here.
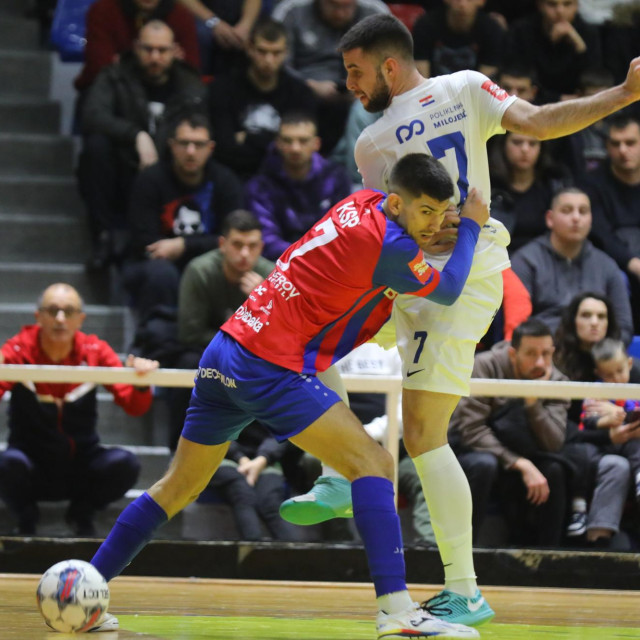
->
[408,251,433,284]
[481,79,508,102]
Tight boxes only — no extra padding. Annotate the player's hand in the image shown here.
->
[513,458,550,505]
[240,271,265,297]
[458,188,489,229]
[125,354,160,379]
[135,131,158,169]
[237,456,268,486]
[623,57,640,99]
[145,237,185,261]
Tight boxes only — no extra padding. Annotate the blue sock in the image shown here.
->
[91,492,168,582]
[352,477,407,597]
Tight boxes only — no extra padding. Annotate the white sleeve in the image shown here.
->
[354,128,392,191]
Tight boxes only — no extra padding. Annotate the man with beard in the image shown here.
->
[78,20,206,270]
[280,13,640,628]
[122,112,243,335]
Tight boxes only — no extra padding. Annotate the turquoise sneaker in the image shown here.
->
[280,476,353,525]
[422,589,494,627]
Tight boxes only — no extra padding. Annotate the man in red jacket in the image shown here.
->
[74,0,200,92]
[0,283,159,536]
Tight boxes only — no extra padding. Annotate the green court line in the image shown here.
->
[120,615,640,639]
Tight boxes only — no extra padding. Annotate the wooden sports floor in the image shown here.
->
[2,574,640,639]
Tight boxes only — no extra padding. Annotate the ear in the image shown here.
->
[381,57,398,81]
[219,235,226,250]
[312,136,321,153]
[544,209,553,230]
[628,356,634,369]
[386,193,403,216]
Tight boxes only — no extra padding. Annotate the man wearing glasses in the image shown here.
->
[122,112,244,338]
[0,283,159,537]
[78,20,206,271]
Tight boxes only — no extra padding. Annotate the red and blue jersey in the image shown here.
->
[222,189,478,374]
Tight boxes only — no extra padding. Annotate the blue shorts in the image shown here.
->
[181,332,342,446]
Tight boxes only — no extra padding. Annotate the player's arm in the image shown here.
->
[502,56,640,139]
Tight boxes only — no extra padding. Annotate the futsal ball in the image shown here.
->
[36,559,110,632]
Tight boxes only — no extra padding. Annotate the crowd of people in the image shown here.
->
[4,0,640,560]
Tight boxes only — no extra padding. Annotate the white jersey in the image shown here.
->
[355,70,517,277]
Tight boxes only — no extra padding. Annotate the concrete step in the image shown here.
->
[0,303,128,352]
[0,212,90,263]
[0,133,73,176]
[0,176,83,216]
[0,99,60,134]
[0,15,40,50]
[0,50,50,98]
[0,263,111,304]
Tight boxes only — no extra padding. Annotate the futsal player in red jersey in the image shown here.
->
[85,154,487,639]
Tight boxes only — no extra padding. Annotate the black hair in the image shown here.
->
[592,337,627,364]
[498,64,538,85]
[554,292,621,381]
[171,111,212,138]
[279,110,318,130]
[250,17,287,43]
[221,209,262,236]
[578,67,614,91]
[511,319,552,350]
[338,14,414,62]
[550,186,588,208]
[607,113,640,135]
[388,153,453,202]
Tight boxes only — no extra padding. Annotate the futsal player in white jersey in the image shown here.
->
[280,12,640,629]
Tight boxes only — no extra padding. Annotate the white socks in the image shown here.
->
[413,444,477,598]
[377,590,413,614]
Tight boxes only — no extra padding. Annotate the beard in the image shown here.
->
[363,69,392,113]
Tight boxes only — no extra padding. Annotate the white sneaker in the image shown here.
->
[377,603,480,638]
[88,612,119,632]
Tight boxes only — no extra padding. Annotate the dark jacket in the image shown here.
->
[82,51,206,169]
[245,146,351,260]
[511,233,634,343]
[0,325,152,469]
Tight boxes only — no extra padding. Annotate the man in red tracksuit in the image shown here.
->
[0,283,158,536]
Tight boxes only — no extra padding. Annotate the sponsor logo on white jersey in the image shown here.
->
[268,271,300,301]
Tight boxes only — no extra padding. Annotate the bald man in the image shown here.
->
[0,284,158,536]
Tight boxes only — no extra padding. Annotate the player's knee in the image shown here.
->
[347,446,394,482]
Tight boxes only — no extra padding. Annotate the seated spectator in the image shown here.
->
[496,63,539,103]
[550,68,615,181]
[510,188,634,342]
[208,18,318,180]
[582,114,640,332]
[489,131,573,252]
[578,337,640,546]
[412,0,506,79]
[177,0,261,75]
[450,320,572,547]
[74,0,200,93]
[245,112,352,260]
[170,210,274,450]
[0,283,158,536]
[505,0,602,103]
[122,112,244,332]
[450,319,626,548]
[78,20,206,270]
[272,0,390,153]
[206,421,305,541]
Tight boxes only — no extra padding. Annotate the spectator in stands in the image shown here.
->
[0,283,158,536]
[208,18,317,180]
[551,68,615,181]
[505,0,602,103]
[578,337,640,546]
[582,114,640,332]
[170,210,274,450]
[78,20,206,271]
[245,112,352,260]
[74,0,200,93]
[412,0,506,79]
[602,2,640,86]
[489,131,573,252]
[496,64,539,103]
[122,112,244,333]
[511,188,633,343]
[177,0,262,75]
[449,319,574,547]
[272,0,389,153]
